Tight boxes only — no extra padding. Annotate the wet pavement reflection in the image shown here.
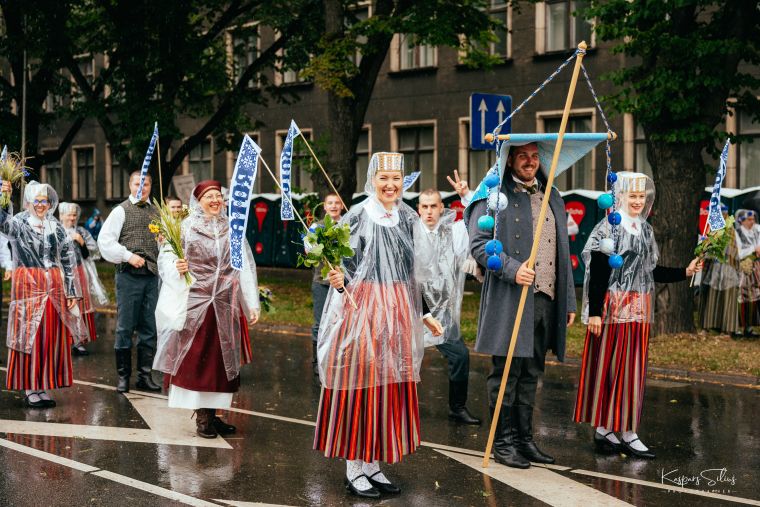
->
[0,312,758,506]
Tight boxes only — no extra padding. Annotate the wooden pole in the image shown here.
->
[299,135,350,212]
[482,41,588,468]
[156,135,164,204]
[259,156,358,309]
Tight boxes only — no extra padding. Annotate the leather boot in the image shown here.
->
[115,348,131,393]
[448,380,481,425]
[312,342,319,376]
[195,409,218,439]
[491,406,530,469]
[135,345,161,392]
[515,405,555,464]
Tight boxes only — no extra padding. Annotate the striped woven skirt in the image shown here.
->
[6,269,74,390]
[74,264,98,342]
[739,300,759,329]
[574,300,651,432]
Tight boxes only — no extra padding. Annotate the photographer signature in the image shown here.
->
[660,467,736,488]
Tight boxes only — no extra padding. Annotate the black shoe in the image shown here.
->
[115,348,131,393]
[344,475,381,498]
[72,345,89,356]
[745,329,759,338]
[594,431,622,454]
[366,471,401,494]
[23,393,47,408]
[449,406,482,425]
[621,438,656,459]
[514,405,554,464]
[136,346,161,392]
[492,407,530,469]
[212,416,236,435]
[448,380,481,425]
[194,409,218,439]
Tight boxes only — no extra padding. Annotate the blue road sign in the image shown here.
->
[470,93,512,151]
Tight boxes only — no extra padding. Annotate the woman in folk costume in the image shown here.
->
[734,209,760,337]
[59,202,110,355]
[153,180,259,439]
[573,172,701,459]
[698,204,741,336]
[0,181,87,408]
[315,152,442,499]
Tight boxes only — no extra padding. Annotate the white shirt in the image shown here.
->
[364,196,399,227]
[97,195,152,264]
[0,236,12,271]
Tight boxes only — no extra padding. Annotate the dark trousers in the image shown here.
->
[311,281,330,344]
[436,339,470,382]
[487,293,555,409]
[114,271,158,351]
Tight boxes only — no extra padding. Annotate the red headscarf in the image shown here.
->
[193,180,222,200]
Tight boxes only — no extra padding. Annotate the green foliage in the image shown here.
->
[296,214,354,279]
[695,216,735,263]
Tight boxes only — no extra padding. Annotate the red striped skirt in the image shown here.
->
[5,295,73,391]
[573,318,650,432]
[75,264,97,342]
[313,382,420,463]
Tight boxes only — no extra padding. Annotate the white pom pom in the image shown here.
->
[600,237,615,255]
[487,191,508,211]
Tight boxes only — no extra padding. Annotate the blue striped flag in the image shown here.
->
[136,122,158,201]
[229,135,261,270]
[707,140,730,232]
[279,120,301,220]
[402,171,421,192]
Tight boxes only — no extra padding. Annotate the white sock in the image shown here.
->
[24,391,41,403]
[362,461,390,484]
[346,460,372,491]
[622,431,648,451]
[596,426,620,444]
[38,391,52,402]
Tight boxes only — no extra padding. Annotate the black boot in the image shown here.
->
[115,348,131,393]
[312,342,319,376]
[448,380,481,425]
[492,407,530,469]
[135,345,161,392]
[515,405,555,464]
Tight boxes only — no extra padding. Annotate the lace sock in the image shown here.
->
[346,460,372,491]
[622,431,648,451]
[362,461,390,484]
[596,426,620,444]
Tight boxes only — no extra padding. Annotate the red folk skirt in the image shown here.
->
[6,267,73,390]
[164,308,252,393]
[74,264,97,342]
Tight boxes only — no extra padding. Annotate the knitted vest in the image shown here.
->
[529,189,557,299]
[118,199,159,275]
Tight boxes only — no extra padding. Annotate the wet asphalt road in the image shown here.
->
[0,312,758,507]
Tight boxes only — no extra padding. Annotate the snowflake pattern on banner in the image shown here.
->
[707,140,730,232]
[279,120,301,220]
[229,134,261,270]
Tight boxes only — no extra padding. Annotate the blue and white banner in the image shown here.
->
[707,140,730,232]
[0,145,7,163]
[402,171,420,192]
[279,120,301,220]
[229,134,261,270]
[136,122,158,201]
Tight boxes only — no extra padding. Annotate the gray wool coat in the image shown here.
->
[466,176,576,361]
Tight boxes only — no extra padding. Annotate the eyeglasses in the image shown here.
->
[33,199,50,205]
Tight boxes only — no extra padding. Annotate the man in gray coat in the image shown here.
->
[467,142,576,469]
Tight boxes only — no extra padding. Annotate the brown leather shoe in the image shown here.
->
[194,409,218,438]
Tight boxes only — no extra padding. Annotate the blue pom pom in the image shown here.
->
[608,254,624,269]
[607,172,618,184]
[484,173,500,188]
[597,193,614,210]
[607,211,621,225]
[485,239,503,255]
[478,215,495,231]
[487,254,503,271]
[308,225,317,233]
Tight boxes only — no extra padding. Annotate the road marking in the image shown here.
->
[437,449,633,506]
[213,500,295,507]
[0,437,99,472]
[571,469,760,506]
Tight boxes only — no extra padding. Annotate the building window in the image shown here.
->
[75,147,96,199]
[72,55,95,103]
[634,123,652,178]
[459,2,512,62]
[41,154,63,195]
[277,47,309,85]
[355,128,371,192]
[227,132,260,189]
[542,115,593,190]
[540,1,593,53]
[109,147,130,199]
[230,26,259,88]
[277,130,314,192]
[188,140,213,182]
[459,120,497,188]
[393,123,436,191]
[739,109,760,188]
[397,34,437,70]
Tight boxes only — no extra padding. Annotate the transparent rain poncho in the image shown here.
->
[58,202,109,307]
[0,182,87,352]
[734,209,760,303]
[416,208,468,347]
[153,188,259,381]
[582,172,658,324]
[318,152,431,390]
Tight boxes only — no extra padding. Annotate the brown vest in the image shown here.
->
[117,199,159,276]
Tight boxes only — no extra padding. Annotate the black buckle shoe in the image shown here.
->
[366,471,401,494]
[594,431,622,454]
[344,475,381,498]
[23,393,47,408]
[449,406,482,425]
[621,438,656,459]
[212,416,237,435]
[72,345,89,356]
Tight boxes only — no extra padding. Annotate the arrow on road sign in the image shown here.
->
[496,100,506,125]
[479,99,488,144]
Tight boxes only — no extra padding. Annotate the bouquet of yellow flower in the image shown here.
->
[148,198,192,286]
[0,148,30,208]
[258,286,275,314]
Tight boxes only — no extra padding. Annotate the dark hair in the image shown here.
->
[165,195,182,204]
[323,192,341,201]
[506,143,546,185]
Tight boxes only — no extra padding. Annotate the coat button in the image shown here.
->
[514,203,519,208]
[515,250,520,255]
[515,218,520,222]
[515,234,520,239]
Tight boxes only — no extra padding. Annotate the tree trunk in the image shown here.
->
[323,95,360,207]
[647,140,705,335]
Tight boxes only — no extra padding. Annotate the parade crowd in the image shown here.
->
[16,141,759,500]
